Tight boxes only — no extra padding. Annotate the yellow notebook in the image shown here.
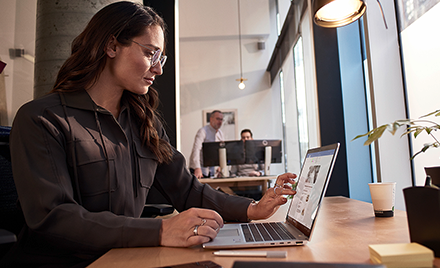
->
[369,243,434,268]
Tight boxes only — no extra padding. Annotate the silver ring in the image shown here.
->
[193,225,199,236]
[274,185,283,195]
[201,219,207,226]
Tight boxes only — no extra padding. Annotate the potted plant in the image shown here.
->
[353,109,440,160]
[353,109,440,186]
[353,110,440,257]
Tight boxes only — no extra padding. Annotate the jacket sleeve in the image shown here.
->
[153,148,253,222]
[10,103,165,254]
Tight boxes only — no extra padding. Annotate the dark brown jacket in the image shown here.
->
[4,90,251,267]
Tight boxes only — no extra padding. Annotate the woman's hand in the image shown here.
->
[247,172,297,220]
[160,208,224,247]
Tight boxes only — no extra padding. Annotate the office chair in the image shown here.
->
[0,126,23,259]
[143,186,174,217]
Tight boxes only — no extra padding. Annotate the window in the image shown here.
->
[293,37,308,164]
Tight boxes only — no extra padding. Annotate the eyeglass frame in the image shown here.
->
[130,39,167,68]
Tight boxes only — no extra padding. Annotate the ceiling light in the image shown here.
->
[313,0,387,29]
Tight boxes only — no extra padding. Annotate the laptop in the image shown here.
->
[203,143,340,249]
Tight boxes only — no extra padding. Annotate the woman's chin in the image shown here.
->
[127,87,150,95]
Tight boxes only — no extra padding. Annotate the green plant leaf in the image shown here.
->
[363,125,387,146]
[426,127,432,135]
[422,110,440,118]
[401,128,417,137]
[353,109,440,160]
[352,127,379,141]
[411,144,430,160]
[352,132,369,140]
[395,119,411,125]
[414,128,423,138]
[390,122,401,135]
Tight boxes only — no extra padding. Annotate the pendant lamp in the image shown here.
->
[235,0,247,89]
[314,0,387,29]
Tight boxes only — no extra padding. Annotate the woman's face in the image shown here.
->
[109,25,165,95]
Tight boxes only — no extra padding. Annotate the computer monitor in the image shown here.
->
[202,140,245,167]
[244,139,282,164]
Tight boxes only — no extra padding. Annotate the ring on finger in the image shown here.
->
[201,218,207,226]
[193,225,199,236]
[275,182,283,188]
[274,186,283,195]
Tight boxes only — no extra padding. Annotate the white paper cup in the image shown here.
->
[368,182,396,217]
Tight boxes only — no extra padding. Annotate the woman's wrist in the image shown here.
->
[247,200,258,221]
[159,219,163,245]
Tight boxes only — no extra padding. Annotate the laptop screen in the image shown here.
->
[286,143,339,237]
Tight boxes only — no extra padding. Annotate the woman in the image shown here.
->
[2,2,296,267]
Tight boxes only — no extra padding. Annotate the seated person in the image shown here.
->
[0,2,297,267]
[230,129,263,177]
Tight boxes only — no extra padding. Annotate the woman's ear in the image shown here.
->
[105,36,118,58]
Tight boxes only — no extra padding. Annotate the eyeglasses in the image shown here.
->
[130,40,167,68]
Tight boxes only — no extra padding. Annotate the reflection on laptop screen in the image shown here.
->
[287,148,337,229]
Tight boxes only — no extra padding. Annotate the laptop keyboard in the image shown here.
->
[241,222,296,242]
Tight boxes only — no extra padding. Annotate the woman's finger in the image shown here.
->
[276,172,297,185]
[186,219,220,246]
[187,233,212,245]
[200,218,220,231]
[191,224,218,239]
[193,208,224,228]
[273,185,296,196]
[274,173,297,194]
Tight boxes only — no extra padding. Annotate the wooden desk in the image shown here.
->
[88,197,440,268]
[199,176,276,195]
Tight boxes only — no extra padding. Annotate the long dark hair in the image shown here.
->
[51,1,173,163]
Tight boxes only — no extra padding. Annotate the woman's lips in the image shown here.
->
[144,77,154,85]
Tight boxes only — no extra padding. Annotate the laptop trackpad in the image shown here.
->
[218,228,239,237]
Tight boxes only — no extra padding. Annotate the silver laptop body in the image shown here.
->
[203,143,340,249]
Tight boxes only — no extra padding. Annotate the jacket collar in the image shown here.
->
[59,89,97,111]
[59,89,126,115]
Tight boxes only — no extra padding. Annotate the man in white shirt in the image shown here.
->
[189,110,224,179]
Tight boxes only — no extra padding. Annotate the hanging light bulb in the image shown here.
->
[313,0,387,29]
[237,77,247,90]
[238,81,246,90]
[236,0,247,89]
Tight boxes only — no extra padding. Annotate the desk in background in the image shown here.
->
[199,176,276,195]
[88,196,440,268]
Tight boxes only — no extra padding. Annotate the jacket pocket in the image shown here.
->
[134,144,158,189]
[71,139,118,196]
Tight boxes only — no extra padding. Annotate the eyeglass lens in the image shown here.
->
[131,40,167,67]
[152,52,167,67]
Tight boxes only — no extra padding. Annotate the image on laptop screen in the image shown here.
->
[287,147,338,230]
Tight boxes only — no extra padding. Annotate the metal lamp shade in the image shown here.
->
[313,0,366,28]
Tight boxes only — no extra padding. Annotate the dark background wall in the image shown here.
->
[144,0,177,148]
[313,25,350,197]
